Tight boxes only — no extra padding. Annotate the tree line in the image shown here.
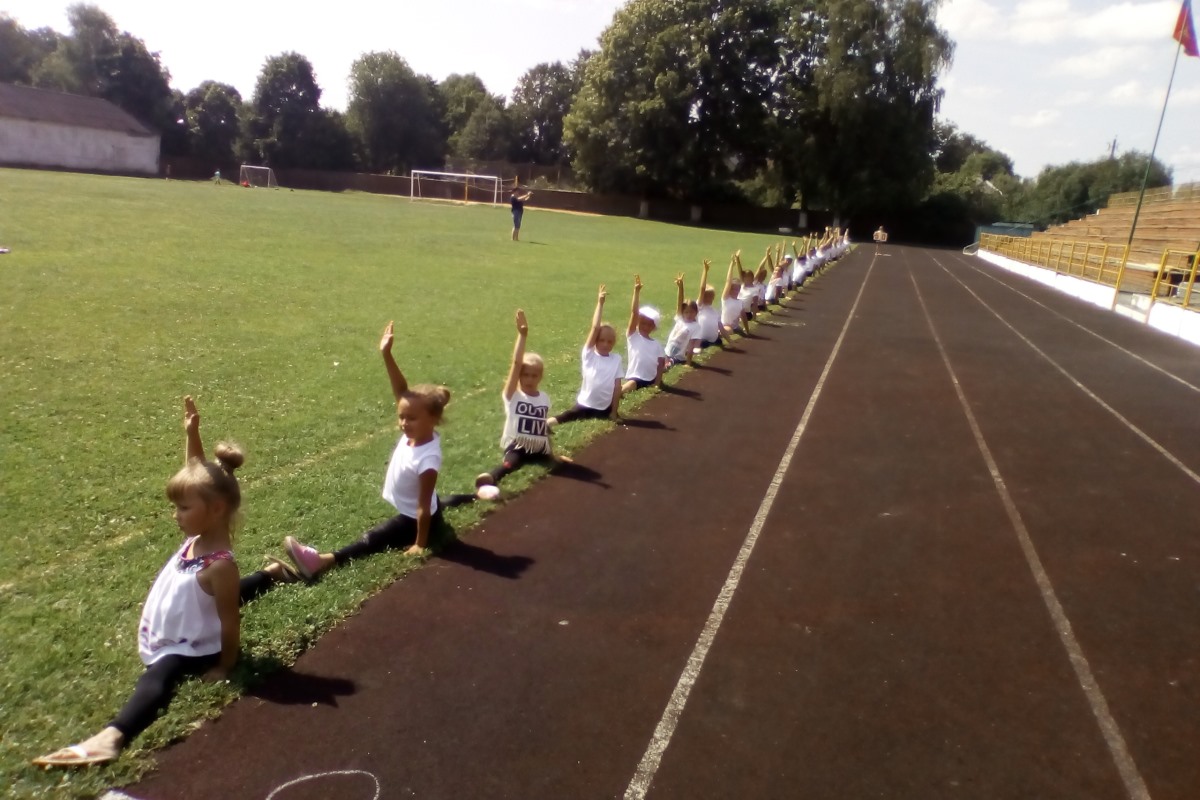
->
[0,2,1173,238]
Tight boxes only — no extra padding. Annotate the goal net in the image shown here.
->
[239,165,278,188]
[410,170,502,204]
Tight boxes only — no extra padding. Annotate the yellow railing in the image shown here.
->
[1149,249,1200,310]
[978,234,1200,312]
[979,233,1128,284]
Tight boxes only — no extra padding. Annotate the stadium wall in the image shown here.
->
[0,117,159,175]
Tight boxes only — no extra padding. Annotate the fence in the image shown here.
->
[979,233,1200,312]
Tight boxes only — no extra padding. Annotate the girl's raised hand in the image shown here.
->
[515,308,528,335]
[633,274,643,291]
[379,321,395,354]
[597,284,607,301]
[183,395,200,435]
[674,272,684,287]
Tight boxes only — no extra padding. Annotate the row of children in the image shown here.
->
[31,228,851,768]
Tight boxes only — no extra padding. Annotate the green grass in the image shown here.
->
[0,168,794,798]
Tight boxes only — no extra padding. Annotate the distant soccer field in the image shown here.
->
[0,168,790,797]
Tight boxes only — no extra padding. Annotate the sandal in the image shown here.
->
[32,744,117,767]
[263,556,303,584]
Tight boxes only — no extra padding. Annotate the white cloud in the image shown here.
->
[1012,108,1062,128]
[1051,45,1155,77]
[938,0,1003,38]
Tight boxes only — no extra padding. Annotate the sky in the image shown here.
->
[4,0,1200,181]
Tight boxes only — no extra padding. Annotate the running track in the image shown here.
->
[115,245,1200,800]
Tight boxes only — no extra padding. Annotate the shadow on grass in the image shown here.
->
[436,539,535,579]
[244,661,357,708]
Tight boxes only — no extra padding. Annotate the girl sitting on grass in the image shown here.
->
[549,284,624,426]
[283,322,474,578]
[720,254,746,338]
[33,396,298,768]
[476,309,566,494]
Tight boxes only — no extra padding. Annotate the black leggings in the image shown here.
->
[486,445,553,483]
[553,403,611,425]
[330,498,471,565]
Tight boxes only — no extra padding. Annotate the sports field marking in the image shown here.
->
[622,253,878,800]
[949,252,1200,396]
[907,262,1151,800]
[932,255,1200,488]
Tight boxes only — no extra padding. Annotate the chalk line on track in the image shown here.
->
[949,252,1200,396]
[907,258,1151,800]
[932,256,1200,488]
[622,253,878,800]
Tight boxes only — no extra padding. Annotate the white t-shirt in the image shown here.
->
[696,304,720,342]
[502,389,551,453]
[721,295,743,327]
[792,258,806,282]
[382,433,442,517]
[626,331,666,381]
[738,283,757,312]
[665,315,701,360]
[577,346,623,409]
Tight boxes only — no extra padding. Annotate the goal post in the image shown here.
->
[410,170,502,204]
[239,165,278,188]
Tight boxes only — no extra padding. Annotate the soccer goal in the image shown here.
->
[239,165,278,188]
[410,170,502,204]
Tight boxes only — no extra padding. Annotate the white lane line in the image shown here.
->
[931,256,1200,488]
[623,254,879,800]
[949,252,1200,396]
[907,266,1152,800]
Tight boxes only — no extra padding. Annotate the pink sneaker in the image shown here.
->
[283,536,323,580]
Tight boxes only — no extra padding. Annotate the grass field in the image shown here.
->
[0,168,795,797]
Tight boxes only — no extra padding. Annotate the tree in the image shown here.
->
[565,0,779,200]
[346,51,445,173]
[185,81,244,164]
[508,59,582,164]
[0,14,59,85]
[437,73,493,138]
[1008,152,1172,227]
[775,0,954,215]
[244,52,342,169]
[453,98,512,160]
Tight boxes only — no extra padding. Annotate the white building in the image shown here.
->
[0,83,160,175]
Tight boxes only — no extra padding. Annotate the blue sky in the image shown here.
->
[5,0,1199,181]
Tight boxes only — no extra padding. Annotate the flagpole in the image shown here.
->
[1111,36,1185,310]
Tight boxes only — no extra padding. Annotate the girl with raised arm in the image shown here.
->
[283,321,460,577]
[476,309,564,493]
[549,285,624,426]
[33,396,294,767]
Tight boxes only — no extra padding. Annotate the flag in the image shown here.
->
[1176,0,1199,57]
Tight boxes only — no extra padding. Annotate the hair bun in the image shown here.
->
[213,442,245,473]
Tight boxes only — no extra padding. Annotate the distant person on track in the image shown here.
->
[873,226,888,255]
[665,272,702,367]
[476,309,567,495]
[33,396,298,768]
[510,186,533,241]
[282,322,477,579]
[548,285,624,427]
[622,275,666,394]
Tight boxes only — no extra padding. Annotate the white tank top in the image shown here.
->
[138,537,233,664]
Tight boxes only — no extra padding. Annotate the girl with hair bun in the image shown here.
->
[34,396,296,768]
[282,321,471,580]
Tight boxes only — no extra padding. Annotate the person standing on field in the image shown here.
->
[511,186,533,241]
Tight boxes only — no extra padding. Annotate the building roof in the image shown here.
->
[0,83,157,137]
